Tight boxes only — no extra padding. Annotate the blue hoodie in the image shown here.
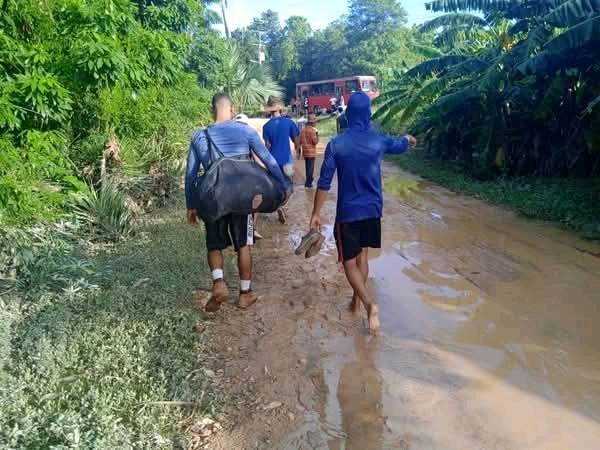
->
[317,92,410,223]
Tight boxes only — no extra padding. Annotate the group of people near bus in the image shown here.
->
[185,91,416,332]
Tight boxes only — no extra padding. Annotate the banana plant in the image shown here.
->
[376,0,600,176]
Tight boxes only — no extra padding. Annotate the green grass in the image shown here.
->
[315,116,337,142]
[0,201,222,448]
[389,152,600,239]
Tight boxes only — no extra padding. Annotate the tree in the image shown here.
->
[346,0,407,42]
[235,2,425,101]
[248,9,282,45]
[216,42,283,112]
[270,16,312,85]
[220,0,230,38]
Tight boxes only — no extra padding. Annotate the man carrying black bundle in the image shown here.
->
[185,93,290,312]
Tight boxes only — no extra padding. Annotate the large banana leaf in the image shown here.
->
[434,86,481,114]
[434,26,486,46]
[407,42,445,58]
[425,0,566,17]
[445,57,489,77]
[404,55,470,78]
[419,13,488,32]
[517,15,600,74]
[426,0,517,13]
[542,0,600,28]
[545,14,600,52]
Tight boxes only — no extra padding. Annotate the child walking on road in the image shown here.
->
[298,114,319,188]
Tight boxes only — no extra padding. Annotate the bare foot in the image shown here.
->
[349,296,361,316]
[366,304,380,333]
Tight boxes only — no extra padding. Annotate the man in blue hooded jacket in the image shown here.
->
[309,91,417,332]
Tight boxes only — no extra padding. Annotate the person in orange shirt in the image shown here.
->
[298,114,319,188]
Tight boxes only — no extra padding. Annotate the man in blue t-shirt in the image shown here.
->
[185,93,291,313]
[262,97,300,224]
[308,92,417,332]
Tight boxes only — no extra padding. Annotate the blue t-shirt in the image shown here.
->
[317,129,409,223]
[185,120,290,209]
[262,117,299,166]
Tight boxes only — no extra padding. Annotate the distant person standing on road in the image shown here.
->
[298,114,319,188]
[263,97,300,224]
[308,91,417,332]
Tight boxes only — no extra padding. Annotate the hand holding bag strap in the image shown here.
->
[204,129,225,165]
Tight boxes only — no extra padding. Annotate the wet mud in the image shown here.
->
[201,155,600,450]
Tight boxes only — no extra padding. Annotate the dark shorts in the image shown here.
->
[334,218,381,262]
[205,214,254,252]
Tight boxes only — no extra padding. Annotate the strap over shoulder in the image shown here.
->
[203,129,226,165]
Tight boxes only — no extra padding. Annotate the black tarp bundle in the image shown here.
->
[192,130,287,223]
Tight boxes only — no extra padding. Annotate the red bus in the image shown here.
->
[295,75,379,115]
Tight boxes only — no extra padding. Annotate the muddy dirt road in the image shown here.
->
[198,154,600,450]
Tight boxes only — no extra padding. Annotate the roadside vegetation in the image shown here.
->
[315,116,338,142]
[0,203,223,448]
[0,0,276,447]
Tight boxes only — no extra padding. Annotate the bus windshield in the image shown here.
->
[361,79,377,92]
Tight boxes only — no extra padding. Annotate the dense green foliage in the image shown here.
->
[0,0,281,225]
[0,0,215,224]
[376,0,600,179]
[232,0,433,98]
[0,204,222,448]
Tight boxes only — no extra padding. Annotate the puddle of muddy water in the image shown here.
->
[284,166,600,450]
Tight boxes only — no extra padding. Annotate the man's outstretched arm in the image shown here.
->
[384,134,417,155]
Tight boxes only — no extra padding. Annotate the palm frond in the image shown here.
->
[517,15,600,74]
[543,0,600,28]
[420,13,488,32]
[404,55,470,78]
[72,179,133,240]
[425,0,567,19]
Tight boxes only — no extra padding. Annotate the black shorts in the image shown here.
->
[205,214,254,252]
[334,218,381,262]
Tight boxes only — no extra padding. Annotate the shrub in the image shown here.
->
[0,132,86,225]
[72,179,134,240]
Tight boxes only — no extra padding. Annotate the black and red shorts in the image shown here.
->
[334,218,381,262]
[205,214,254,252]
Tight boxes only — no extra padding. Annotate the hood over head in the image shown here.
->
[346,91,372,132]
